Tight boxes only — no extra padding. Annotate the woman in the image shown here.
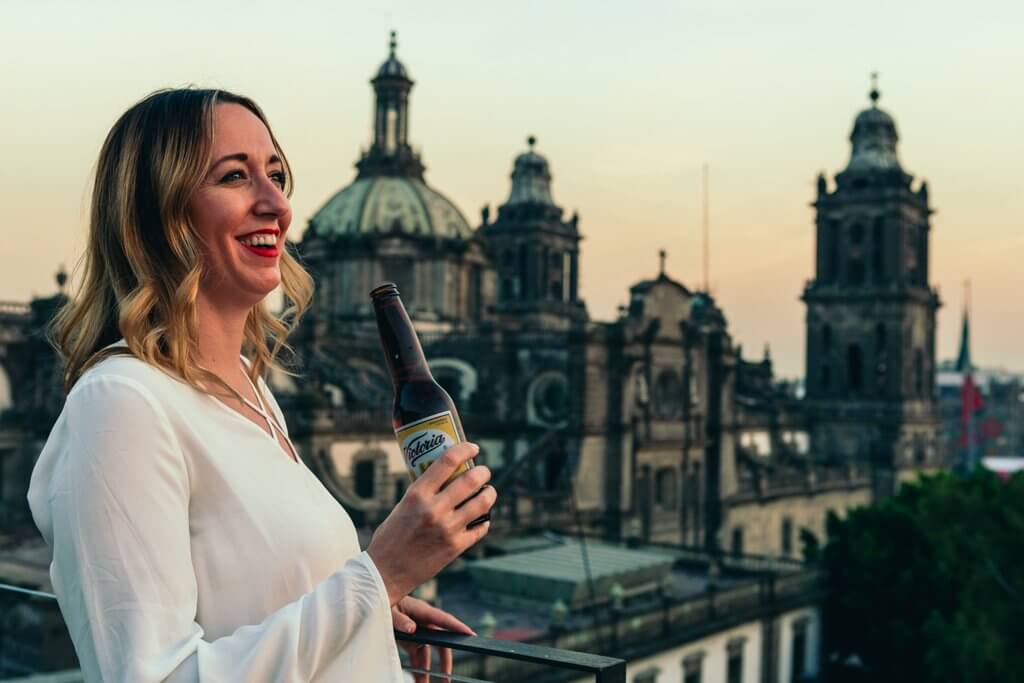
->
[26,88,496,682]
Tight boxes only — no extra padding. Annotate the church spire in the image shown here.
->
[955,281,973,373]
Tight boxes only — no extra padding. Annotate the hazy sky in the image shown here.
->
[2,0,1021,378]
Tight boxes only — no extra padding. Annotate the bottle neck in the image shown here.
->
[373,295,433,383]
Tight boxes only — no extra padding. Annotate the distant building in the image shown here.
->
[937,336,1024,465]
[802,79,943,499]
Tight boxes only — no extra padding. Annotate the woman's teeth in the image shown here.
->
[237,234,278,247]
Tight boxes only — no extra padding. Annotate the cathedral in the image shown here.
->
[0,39,945,562]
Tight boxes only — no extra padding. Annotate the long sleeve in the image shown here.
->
[28,373,403,682]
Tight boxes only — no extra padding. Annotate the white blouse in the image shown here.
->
[27,350,405,682]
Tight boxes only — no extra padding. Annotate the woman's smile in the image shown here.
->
[235,229,280,258]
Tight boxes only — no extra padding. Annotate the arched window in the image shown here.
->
[848,224,865,285]
[354,460,376,499]
[847,345,863,392]
[654,370,682,419]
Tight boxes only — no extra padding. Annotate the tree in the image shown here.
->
[818,471,1024,683]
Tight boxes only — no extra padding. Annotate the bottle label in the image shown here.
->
[395,411,470,481]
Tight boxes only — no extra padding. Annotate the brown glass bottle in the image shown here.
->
[371,283,486,524]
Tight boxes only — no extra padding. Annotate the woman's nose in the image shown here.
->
[254,175,290,218]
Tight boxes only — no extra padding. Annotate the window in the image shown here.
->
[394,478,406,504]
[905,226,918,274]
[791,618,809,682]
[655,468,677,510]
[822,324,832,352]
[382,258,414,303]
[469,265,482,321]
[540,246,549,299]
[915,349,924,397]
[731,527,744,557]
[820,364,831,391]
[354,460,375,499]
[726,638,745,683]
[847,223,866,285]
[518,244,528,300]
[875,323,888,390]
[550,278,564,301]
[435,369,464,406]
[872,218,885,282]
[682,651,704,683]
[563,252,573,302]
[782,517,793,555]
[500,277,516,301]
[826,220,840,283]
[847,345,863,392]
[653,370,682,419]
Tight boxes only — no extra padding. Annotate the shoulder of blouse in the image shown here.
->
[71,353,188,402]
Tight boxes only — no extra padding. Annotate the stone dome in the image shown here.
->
[308,176,473,240]
[844,83,902,173]
[504,136,556,207]
[375,31,410,80]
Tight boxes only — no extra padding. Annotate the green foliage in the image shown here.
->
[820,471,1024,683]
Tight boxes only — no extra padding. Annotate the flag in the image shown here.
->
[958,373,984,448]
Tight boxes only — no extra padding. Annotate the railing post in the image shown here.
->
[595,659,627,683]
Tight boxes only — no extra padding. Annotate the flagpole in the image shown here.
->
[702,163,710,294]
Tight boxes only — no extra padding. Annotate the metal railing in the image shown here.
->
[0,583,625,683]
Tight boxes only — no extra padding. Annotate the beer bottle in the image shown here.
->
[371,283,487,522]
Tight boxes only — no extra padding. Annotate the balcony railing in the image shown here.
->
[0,583,625,683]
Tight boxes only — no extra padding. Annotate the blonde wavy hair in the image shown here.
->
[52,87,313,396]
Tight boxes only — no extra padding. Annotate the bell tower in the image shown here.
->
[480,137,586,330]
[802,77,942,497]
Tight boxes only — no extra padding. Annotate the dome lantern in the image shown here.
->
[844,73,902,174]
[503,136,556,208]
[357,31,424,179]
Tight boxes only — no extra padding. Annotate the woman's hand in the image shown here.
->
[392,596,475,683]
[367,442,496,606]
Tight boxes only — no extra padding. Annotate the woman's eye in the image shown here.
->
[270,171,287,189]
[220,170,245,183]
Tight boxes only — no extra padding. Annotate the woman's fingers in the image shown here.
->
[392,606,417,634]
[416,443,479,494]
[441,643,453,676]
[413,644,430,683]
[400,596,477,636]
[454,484,497,528]
[443,464,492,508]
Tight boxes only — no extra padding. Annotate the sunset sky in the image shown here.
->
[2,0,1021,378]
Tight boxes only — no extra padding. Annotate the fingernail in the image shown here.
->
[406,624,416,633]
